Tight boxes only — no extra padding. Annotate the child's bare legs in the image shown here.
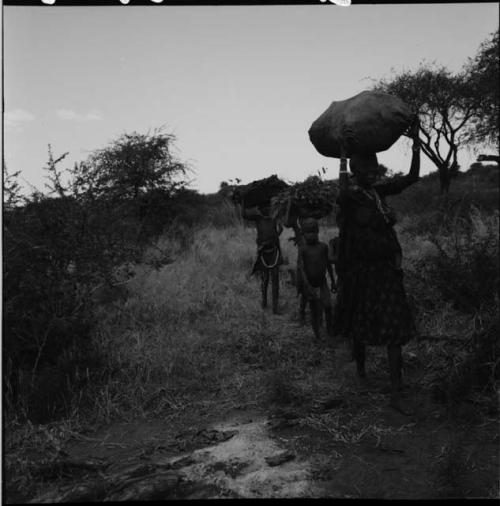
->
[320,283,334,338]
[309,298,321,340]
[317,300,324,327]
[296,266,306,324]
[260,270,269,309]
[299,294,306,324]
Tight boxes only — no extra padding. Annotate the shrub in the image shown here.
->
[2,200,123,421]
[426,309,500,408]
[401,206,499,411]
[418,207,499,313]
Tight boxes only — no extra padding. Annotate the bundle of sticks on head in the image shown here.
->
[236,174,289,210]
[270,176,339,228]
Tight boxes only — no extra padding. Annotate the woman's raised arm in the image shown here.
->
[376,117,421,197]
[338,147,350,203]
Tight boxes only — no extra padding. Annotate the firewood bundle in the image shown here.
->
[271,176,338,225]
[234,175,289,209]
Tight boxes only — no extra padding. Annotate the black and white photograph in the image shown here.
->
[2,0,499,501]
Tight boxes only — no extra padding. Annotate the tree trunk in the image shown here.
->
[438,165,451,195]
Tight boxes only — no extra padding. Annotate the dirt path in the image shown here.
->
[28,397,498,501]
[14,280,499,502]
[28,341,498,500]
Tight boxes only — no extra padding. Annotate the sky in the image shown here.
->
[3,3,499,195]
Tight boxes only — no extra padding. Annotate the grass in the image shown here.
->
[88,225,291,419]
[41,205,498,422]
[432,434,474,498]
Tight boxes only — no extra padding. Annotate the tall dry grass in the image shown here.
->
[398,208,499,408]
[79,205,499,422]
[86,223,301,421]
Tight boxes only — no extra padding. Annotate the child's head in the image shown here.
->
[301,218,319,245]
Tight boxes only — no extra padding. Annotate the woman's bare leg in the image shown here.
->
[388,344,412,414]
[271,268,279,314]
[325,306,335,338]
[353,340,366,378]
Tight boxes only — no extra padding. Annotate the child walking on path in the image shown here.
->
[297,218,337,340]
[242,202,283,314]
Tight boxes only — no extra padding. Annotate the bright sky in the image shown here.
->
[3,3,499,195]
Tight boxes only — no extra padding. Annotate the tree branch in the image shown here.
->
[420,142,441,168]
[453,107,473,133]
[433,128,445,165]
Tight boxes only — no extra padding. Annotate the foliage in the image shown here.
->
[402,206,499,413]
[374,30,499,193]
[463,29,499,149]
[374,63,475,194]
[2,191,117,422]
[70,128,189,201]
[272,175,338,224]
[443,314,499,404]
[420,208,499,314]
[3,129,196,423]
[3,162,23,210]
[383,159,499,239]
[43,145,70,198]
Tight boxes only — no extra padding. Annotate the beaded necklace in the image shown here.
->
[260,247,280,269]
[361,187,391,224]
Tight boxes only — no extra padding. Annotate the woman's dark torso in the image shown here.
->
[336,186,401,269]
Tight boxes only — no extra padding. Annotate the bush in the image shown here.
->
[2,197,115,422]
[425,309,500,408]
[400,205,499,410]
[388,168,499,234]
[418,207,499,313]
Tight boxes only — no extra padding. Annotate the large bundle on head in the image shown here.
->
[238,174,289,208]
[308,90,415,158]
[272,176,339,225]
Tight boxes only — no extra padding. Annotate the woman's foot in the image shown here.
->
[356,359,366,379]
[355,372,369,393]
[380,381,409,394]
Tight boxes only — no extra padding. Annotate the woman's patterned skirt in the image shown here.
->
[333,260,415,346]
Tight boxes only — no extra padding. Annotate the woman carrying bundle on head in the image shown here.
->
[333,118,421,414]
